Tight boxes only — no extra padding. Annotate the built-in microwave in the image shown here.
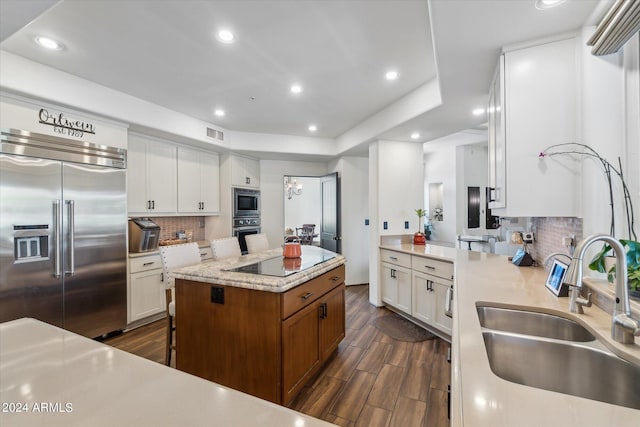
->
[233,188,260,217]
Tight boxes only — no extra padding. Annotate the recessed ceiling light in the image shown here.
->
[290,85,303,94]
[385,70,398,81]
[34,36,64,51]
[472,108,485,116]
[411,132,420,139]
[214,109,225,117]
[535,0,566,10]
[216,29,235,43]
[308,125,317,132]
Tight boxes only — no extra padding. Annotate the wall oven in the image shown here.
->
[234,188,260,217]
[233,217,260,255]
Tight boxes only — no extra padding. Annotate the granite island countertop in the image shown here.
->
[172,245,346,293]
[379,243,640,427]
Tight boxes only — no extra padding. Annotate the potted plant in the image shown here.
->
[414,208,427,245]
[588,239,640,299]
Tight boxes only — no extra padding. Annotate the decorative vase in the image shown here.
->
[413,216,426,245]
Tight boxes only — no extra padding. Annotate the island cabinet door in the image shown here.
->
[319,284,345,362]
[282,302,321,404]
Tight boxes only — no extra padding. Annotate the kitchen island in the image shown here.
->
[172,246,346,405]
[0,318,336,427]
[380,242,640,427]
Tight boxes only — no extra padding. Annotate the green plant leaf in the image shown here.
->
[588,243,612,273]
[621,239,640,266]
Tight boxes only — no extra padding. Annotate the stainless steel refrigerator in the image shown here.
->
[0,128,127,338]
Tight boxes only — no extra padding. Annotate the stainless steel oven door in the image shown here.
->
[233,227,260,255]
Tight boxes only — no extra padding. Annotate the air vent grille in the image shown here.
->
[206,127,224,141]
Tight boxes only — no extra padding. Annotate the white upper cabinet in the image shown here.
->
[127,134,177,215]
[488,55,506,209]
[230,154,260,188]
[488,37,580,217]
[177,147,220,214]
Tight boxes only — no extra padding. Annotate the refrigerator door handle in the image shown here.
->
[65,200,75,276]
[53,200,62,278]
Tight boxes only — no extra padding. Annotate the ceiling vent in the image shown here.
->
[206,127,224,141]
[587,0,640,56]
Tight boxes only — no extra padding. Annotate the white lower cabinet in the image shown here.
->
[412,272,435,324]
[380,249,454,336]
[128,254,165,324]
[381,262,411,315]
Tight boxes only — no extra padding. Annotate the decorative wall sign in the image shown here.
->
[38,108,96,137]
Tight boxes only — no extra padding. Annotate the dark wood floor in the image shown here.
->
[105,285,450,427]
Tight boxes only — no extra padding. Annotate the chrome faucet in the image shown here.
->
[543,252,572,269]
[562,234,640,344]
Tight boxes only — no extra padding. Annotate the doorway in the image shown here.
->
[284,172,340,253]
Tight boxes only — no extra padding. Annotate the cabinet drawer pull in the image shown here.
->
[389,256,398,261]
[330,275,341,282]
[142,262,155,266]
[301,292,313,300]
[424,265,436,270]
[319,303,327,319]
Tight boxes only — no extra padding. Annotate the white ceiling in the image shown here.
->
[0,0,604,158]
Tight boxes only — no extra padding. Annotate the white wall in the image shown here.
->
[377,140,425,235]
[330,156,369,286]
[284,176,321,241]
[369,140,423,305]
[424,145,457,244]
[580,27,639,243]
[259,160,328,249]
[0,93,128,149]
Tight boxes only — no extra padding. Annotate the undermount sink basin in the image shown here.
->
[476,305,596,342]
[482,331,640,410]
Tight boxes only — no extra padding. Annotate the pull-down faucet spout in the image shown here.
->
[562,234,640,344]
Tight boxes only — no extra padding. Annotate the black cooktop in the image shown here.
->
[225,248,336,277]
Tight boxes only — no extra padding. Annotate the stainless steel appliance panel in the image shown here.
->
[62,162,127,337]
[128,218,160,253]
[1,129,127,339]
[0,154,63,327]
[233,188,260,217]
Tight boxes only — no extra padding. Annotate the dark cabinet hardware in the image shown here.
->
[301,292,313,300]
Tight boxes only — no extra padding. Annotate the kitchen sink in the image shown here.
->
[482,331,640,410]
[476,305,596,342]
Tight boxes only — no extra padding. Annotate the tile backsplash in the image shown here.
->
[149,216,206,242]
[530,217,583,265]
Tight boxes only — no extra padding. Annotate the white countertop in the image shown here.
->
[380,243,640,426]
[0,318,336,427]
[172,246,346,293]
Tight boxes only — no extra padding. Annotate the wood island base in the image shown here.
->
[175,264,345,405]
